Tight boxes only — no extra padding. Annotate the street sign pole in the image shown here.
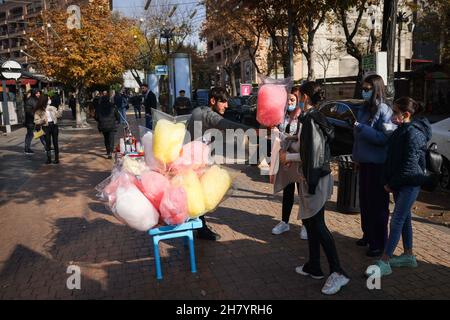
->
[1,80,11,133]
[1,60,22,133]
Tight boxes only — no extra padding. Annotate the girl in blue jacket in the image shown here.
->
[352,74,395,257]
[366,97,431,277]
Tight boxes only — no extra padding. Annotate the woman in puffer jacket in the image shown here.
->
[366,97,431,277]
[34,94,63,164]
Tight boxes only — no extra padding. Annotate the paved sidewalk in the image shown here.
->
[0,113,449,300]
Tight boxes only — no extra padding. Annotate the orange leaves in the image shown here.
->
[30,0,139,88]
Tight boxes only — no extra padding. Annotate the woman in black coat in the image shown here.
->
[95,95,120,159]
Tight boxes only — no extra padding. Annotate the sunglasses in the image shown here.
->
[362,87,372,92]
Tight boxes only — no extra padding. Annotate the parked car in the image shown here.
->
[224,95,258,127]
[429,117,450,189]
[319,99,363,157]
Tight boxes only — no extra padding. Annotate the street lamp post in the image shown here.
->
[287,1,294,78]
[396,11,414,72]
[381,0,398,98]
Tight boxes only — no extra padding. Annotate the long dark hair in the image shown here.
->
[99,95,114,117]
[291,85,302,103]
[33,94,48,113]
[363,74,386,120]
[300,81,324,106]
[394,97,424,117]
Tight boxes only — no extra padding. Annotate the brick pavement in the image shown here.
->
[0,111,449,300]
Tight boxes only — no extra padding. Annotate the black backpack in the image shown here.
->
[421,143,443,192]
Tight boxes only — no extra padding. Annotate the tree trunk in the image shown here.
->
[353,59,363,99]
[283,55,290,78]
[307,35,316,81]
[230,68,237,97]
[131,69,143,87]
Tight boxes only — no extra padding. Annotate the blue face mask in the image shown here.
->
[298,101,305,110]
[362,90,373,101]
[287,104,296,112]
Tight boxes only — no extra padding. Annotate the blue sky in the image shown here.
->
[113,0,206,47]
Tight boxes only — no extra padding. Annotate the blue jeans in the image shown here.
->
[145,114,152,130]
[118,108,127,124]
[385,186,421,257]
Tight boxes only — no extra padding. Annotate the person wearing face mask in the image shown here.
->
[352,74,396,258]
[187,86,252,241]
[271,92,308,240]
[365,97,431,277]
[279,81,350,295]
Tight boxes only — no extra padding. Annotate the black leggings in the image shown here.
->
[44,123,59,154]
[282,183,300,223]
[102,131,116,154]
[302,207,345,275]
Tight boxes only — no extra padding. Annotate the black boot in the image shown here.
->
[197,226,221,241]
[53,153,59,164]
[45,151,52,164]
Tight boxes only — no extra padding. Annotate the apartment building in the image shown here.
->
[0,0,110,66]
[206,1,414,95]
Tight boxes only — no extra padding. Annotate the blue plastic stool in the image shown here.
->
[148,218,203,280]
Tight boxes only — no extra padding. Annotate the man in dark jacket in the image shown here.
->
[68,93,77,120]
[23,89,42,154]
[187,86,252,241]
[173,90,192,115]
[95,95,120,159]
[114,90,128,124]
[141,83,157,129]
[51,91,61,108]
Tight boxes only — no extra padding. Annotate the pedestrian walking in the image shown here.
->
[23,89,46,154]
[352,74,396,257]
[141,83,157,129]
[68,93,76,120]
[33,94,63,164]
[366,97,431,277]
[130,92,143,119]
[114,91,128,124]
[279,81,349,295]
[95,94,120,159]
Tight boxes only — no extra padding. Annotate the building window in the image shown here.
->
[208,41,214,51]
[10,7,24,19]
[215,52,221,63]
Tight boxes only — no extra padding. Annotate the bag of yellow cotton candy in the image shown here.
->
[152,119,186,165]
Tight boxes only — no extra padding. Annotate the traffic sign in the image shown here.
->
[155,65,168,76]
[1,60,22,80]
[241,84,252,96]
[362,54,376,72]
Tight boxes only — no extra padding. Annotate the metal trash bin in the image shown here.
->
[336,155,360,213]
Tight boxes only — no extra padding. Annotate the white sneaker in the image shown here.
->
[295,265,324,280]
[321,272,350,295]
[272,221,289,235]
[300,225,308,240]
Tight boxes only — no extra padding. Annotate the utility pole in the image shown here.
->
[287,2,294,78]
[381,0,398,98]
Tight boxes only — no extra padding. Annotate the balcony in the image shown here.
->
[9,14,25,20]
[8,29,26,36]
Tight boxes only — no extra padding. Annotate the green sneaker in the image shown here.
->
[389,254,418,268]
[365,260,392,277]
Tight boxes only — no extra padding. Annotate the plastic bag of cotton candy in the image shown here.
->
[256,75,292,128]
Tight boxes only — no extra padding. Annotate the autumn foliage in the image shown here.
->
[29,0,139,89]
